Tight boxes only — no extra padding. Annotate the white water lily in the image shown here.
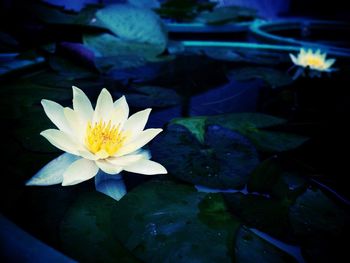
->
[27,87,167,187]
[289,48,336,72]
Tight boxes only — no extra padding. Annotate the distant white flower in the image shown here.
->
[27,87,167,187]
[290,48,336,72]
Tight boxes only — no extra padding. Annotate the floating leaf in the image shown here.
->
[83,33,167,71]
[228,67,293,88]
[248,157,307,200]
[207,113,287,131]
[128,0,160,9]
[171,116,207,143]
[243,130,308,152]
[112,180,239,263]
[235,227,298,263]
[151,124,259,189]
[95,4,167,52]
[156,0,216,21]
[289,189,349,262]
[196,6,256,25]
[60,191,139,263]
[26,153,79,186]
[224,193,292,242]
[113,86,182,109]
[95,172,127,201]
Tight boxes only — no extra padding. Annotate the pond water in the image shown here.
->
[1,1,350,263]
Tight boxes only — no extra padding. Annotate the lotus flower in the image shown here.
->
[289,48,336,72]
[26,87,167,192]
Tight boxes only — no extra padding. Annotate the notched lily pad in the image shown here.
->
[227,67,293,89]
[151,124,259,189]
[235,226,297,263]
[289,189,350,262]
[196,6,257,25]
[112,180,239,263]
[60,191,139,263]
[113,86,182,109]
[224,193,293,242]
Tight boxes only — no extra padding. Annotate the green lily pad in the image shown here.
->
[14,109,61,153]
[156,0,216,21]
[243,130,309,152]
[112,180,239,263]
[196,6,256,25]
[83,33,169,71]
[224,193,292,242]
[0,80,71,119]
[248,157,307,199]
[208,113,287,131]
[60,191,139,263]
[235,226,297,263]
[171,116,206,143]
[113,86,182,109]
[227,67,293,88]
[289,189,349,262]
[151,124,259,189]
[95,4,167,52]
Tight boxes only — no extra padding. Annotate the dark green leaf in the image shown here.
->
[208,112,287,131]
[151,124,259,189]
[114,86,182,109]
[60,191,139,263]
[196,6,256,25]
[289,189,350,262]
[228,67,293,88]
[235,227,297,263]
[112,180,239,263]
[243,130,308,152]
[224,193,292,242]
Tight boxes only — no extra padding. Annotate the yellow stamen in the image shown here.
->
[85,120,127,157]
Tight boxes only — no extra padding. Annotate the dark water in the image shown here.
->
[1,1,350,263]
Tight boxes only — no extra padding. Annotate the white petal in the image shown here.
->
[124,159,167,175]
[40,129,79,155]
[95,172,126,201]
[26,153,79,186]
[64,107,84,142]
[96,160,123,174]
[72,86,93,124]
[325,58,336,68]
[122,108,151,142]
[41,100,71,134]
[116,128,162,156]
[289,54,298,65]
[108,150,151,166]
[93,88,114,123]
[62,158,98,186]
[112,95,129,126]
[78,149,99,161]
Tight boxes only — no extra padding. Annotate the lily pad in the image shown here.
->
[155,0,216,21]
[247,157,307,199]
[235,227,297,263]
[151,124,259,189]
[207,112,287,131]
[113,86,182,109]
[95,4,167,52]
[111,180,239,263]
[60,191,139,263]
[224,193,293,242]
[196,6,257,25]
[83,33,167,71]
[14,110,62,153]
[227,67,293,89]
[289,189,349,262]
[243,130,308,152]
[171,116,206,143]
